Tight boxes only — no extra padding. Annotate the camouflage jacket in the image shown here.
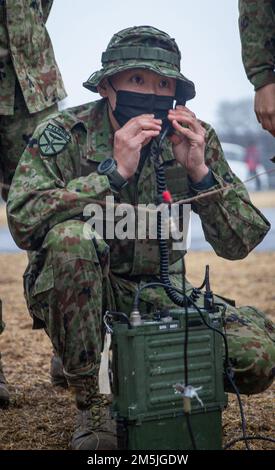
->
[239,0,275,90]
[0,0,66,115]
[7,99,270,276]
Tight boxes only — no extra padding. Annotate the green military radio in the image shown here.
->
[110,305,227,450]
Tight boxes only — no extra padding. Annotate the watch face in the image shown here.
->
[98,158,115,174]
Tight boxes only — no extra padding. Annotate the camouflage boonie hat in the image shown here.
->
[83,26,196,102]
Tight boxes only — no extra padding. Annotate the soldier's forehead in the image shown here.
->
[112,68,175,79]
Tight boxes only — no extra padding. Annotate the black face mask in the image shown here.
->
[109,84,175,134]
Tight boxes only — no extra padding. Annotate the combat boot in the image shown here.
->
[50,353,68,388]
[71,408,117,450]
[0,353,9,408]
[68,374,116,450]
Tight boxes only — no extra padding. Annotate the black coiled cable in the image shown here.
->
[152,139,188,308]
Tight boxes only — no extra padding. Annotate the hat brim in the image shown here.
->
[83,61,195,101]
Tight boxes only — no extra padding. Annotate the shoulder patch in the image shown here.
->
[39,123,71,156]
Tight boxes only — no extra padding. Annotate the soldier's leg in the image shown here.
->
[111,273,275,395]
[50,353,68,388]
[0,83,57,201]
[0,303,9,408]
[27,220,116,449]
[0,351,9,408]
[30,221,104,387]
[26,250,66,388]
[0,84,60,387]
[223,305,275,394]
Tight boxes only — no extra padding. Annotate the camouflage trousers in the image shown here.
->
[0,82,57,202]
[25,220,275,395]
[0,84,57,336]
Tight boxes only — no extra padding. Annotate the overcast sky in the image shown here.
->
[47,0,254,125]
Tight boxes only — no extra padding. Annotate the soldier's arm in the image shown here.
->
[7,122,113,251]
[239,0,275,90]
[191,124,270,260]
[41,0,54,23]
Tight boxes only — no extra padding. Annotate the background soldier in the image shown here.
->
[239,0,275,136]
[7,26,275,449]
[0,0,67,407]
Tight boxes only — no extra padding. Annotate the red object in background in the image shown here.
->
[245,145,260,172]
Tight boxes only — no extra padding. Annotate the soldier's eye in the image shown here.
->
[159,79,170,89]
[130,75,144,85]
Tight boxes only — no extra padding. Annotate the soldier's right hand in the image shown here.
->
[114,115,161,180]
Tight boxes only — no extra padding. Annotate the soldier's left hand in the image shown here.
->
[167,106,209,183]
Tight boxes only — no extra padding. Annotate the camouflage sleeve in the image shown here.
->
[191,124,270,260]
[7,122,113,251]
[238,0,275,90]
[41,0,54,23]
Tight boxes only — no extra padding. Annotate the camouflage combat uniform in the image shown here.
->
[0,0,67,398]
[6,25,275,448]
[7,96,275,396]
[0,0,67,201]
[239,0,275,90]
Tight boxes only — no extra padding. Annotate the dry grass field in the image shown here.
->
[0,250,274,450]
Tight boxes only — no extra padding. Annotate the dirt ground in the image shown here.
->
[249,190,275,208]
[0,249,274,450]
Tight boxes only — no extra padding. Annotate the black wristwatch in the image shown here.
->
[97,157,128,191]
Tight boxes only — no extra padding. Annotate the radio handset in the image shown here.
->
[160,93,187,140]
